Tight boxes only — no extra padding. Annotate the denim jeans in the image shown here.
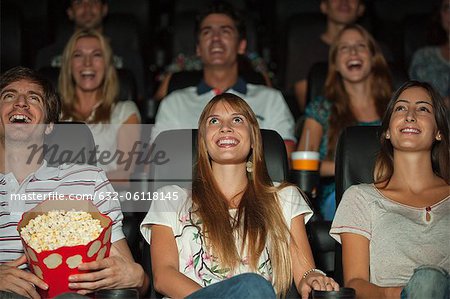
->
[401,265,449,299]
[185,273,276,299]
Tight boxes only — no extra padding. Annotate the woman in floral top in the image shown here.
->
[141,93,339,298]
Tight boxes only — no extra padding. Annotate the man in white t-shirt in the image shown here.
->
[153,1,296,156]
[0,67,148,298]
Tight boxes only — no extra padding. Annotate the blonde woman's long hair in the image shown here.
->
[325,24,392,159]
[59,30,119,123]
[193,93,294,295]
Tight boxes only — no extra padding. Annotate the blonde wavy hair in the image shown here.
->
[193,93,298,296]
[58,30,119,123]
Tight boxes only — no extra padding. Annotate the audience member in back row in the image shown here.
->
[291,0,366,112]
[141,93,339,299]
[0,66,149,297]
[409,0,449,105]
[58,30,141,187]
[153,53,272,102]
[297,24,392,220]
[330,81,450,299]
[153,1,296,156]
[34,0,146,101]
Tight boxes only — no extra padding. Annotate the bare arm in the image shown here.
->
[150,225,202,298]
[291,215,339,299]
[294,80,308,113]
[153,73,172,102]
[297,118,323,153]
[341,233,402,299]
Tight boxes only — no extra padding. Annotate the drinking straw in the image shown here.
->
[305,128,310,151]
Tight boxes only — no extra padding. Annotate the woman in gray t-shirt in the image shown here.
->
[331,80,450,299]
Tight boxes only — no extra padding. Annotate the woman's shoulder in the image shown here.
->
[305,96,332,120]
[411,46,440,62]
[111,100,141,123]
[274,183,307,203]
[341,183,381,204]
[308,95,332,107]
[113,100,139,112]
[150,185,191,211]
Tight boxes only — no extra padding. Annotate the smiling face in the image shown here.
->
[204,100,252,166]
[71,36,106,93]
[196,13,246,68]
[386,87,441,152]
[335,28,373,83]
[0,79,50,143]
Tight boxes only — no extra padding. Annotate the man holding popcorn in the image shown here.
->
[0,67,148,298]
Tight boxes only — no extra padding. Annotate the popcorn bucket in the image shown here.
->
[17,198,113,298]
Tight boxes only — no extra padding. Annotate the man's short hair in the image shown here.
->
[194,0,246,42]
[65,0,107,9]
[0,66,61,123]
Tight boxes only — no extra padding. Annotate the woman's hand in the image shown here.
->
[299,272,339,299]
[0,255,48,299]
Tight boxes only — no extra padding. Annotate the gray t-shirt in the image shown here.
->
[330,183,450,287]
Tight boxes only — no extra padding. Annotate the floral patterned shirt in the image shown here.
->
[140,184,313,287]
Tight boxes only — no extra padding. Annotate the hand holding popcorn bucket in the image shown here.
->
[17,196,113,298]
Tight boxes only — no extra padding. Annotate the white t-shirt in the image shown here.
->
[152,84,296,142]
[330,183,450,287]
[88,101,141,172]
[140,184,312,287]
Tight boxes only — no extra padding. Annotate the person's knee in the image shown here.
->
[411,266,448,284]
[239,273,275,296]
[403,266,449,299]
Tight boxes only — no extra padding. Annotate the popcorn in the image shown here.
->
[21,210,103,253]
[17,199,112,298]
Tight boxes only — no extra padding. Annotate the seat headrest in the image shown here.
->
[335,126,382,205]
[148,129,288,192]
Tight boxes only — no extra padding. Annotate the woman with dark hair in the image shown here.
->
[141,93,338,298]
[297,24,392,220]
[409,0,449,103]
[330,81,449,299]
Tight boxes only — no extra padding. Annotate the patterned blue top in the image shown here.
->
[305,96,380,219]
[409,47,450,98]
[305,96,380,160]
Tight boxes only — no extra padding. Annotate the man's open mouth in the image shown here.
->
[9,114,32,123]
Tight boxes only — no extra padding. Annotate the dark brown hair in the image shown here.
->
[0,66,61,123]
[375,80,450,184]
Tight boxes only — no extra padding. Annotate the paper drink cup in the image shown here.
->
[17,198,112,298]
[291,151,320,171]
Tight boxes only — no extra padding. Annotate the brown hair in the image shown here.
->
[58,30,118,123]
[325,24,392,159]
[375,80,450,185]
[0,66,61,124]
[193,93,293,295]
